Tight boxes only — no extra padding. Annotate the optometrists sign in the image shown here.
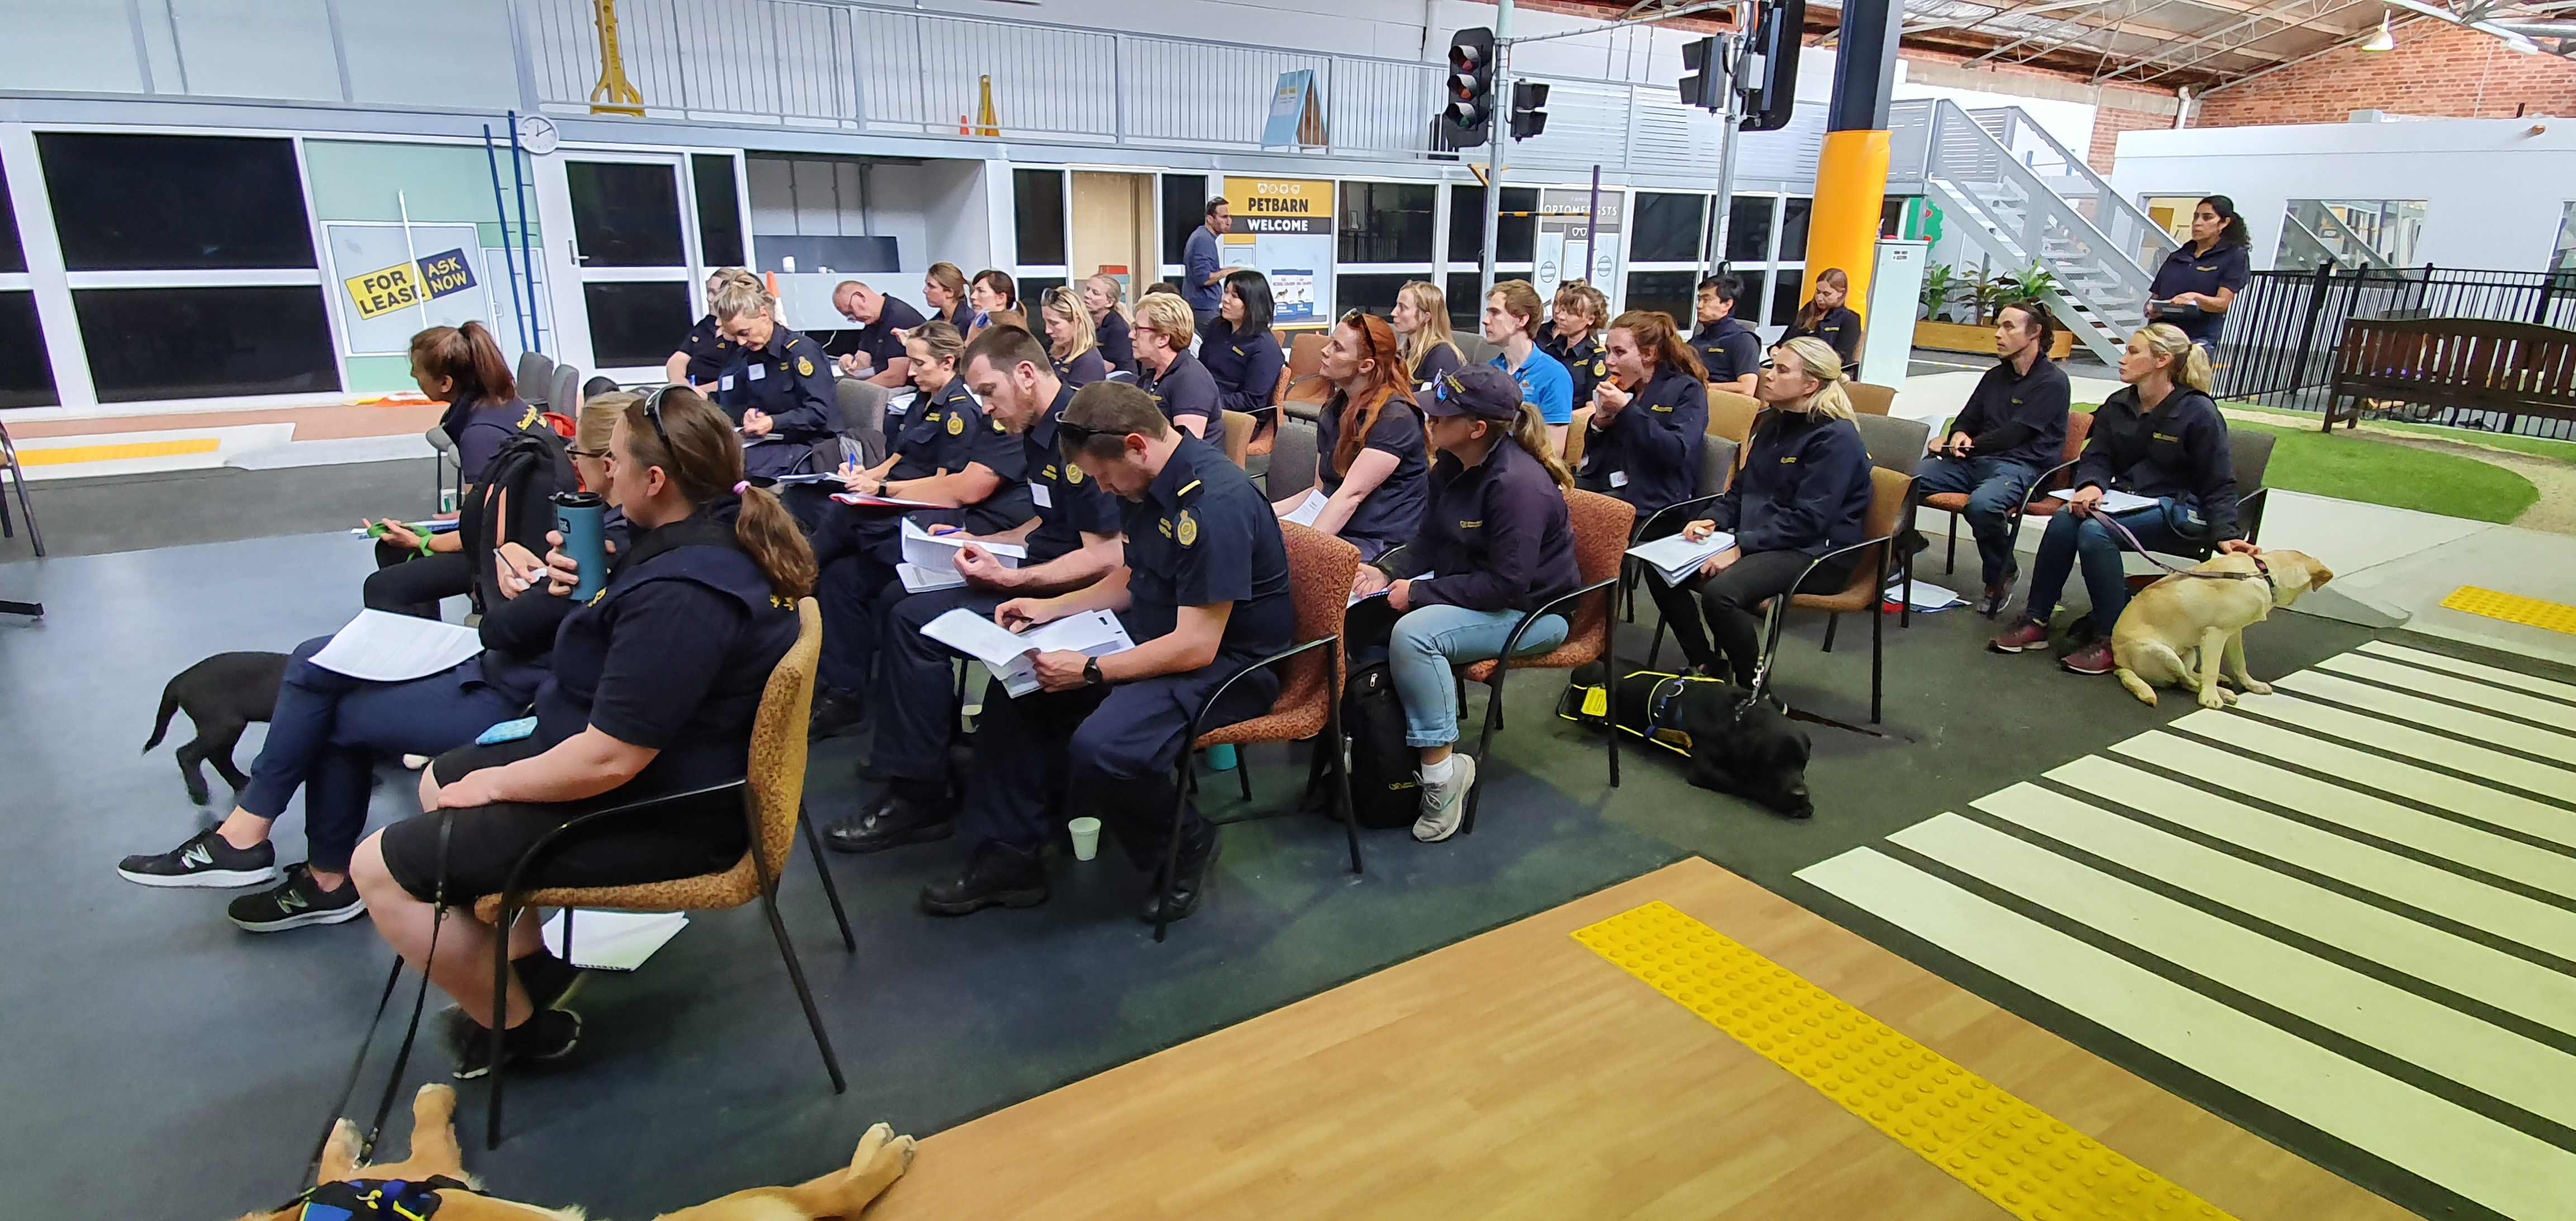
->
[1534,188,1623,308]
[1223,176,1334,326]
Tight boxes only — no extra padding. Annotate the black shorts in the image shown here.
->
[376,739,750,905]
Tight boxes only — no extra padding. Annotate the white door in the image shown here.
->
[565,154,702,378]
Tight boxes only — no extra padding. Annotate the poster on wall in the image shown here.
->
[1533,189,1625,312]
[325,223,498,356]
[1223,176,1335,327]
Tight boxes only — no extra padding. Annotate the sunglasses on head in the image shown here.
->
[1055,418,1114,449]
[640,384,678,451]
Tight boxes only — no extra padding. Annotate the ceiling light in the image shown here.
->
[2361,13,2399,49]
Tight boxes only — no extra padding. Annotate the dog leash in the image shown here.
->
[304,811,454,1189]
[2092,508,2273,590]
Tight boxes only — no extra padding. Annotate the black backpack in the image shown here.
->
[458,428,577,606]
[1338,661,1423,829]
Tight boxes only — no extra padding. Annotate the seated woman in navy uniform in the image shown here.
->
[1351,366,1579,844]
[2146,195,2253,354]
[364,321,549,619]
[821,326,1126,853]
[1132,291,1221,439]
[1199,270,1286,442]
[1040,285,1110,387]
[349,388,815,1076]
[1272,310,1427,561]
[664,267,760,388]
[806,321,1030,735]
[1083,273,1136,374]
[1578,309,1711,528]
[701,277,837,481]
[917,381,1291,924]
[1778,268,1863,368]
[1540,281,1610,414]
[923,262,975,334]
[1392,280,1465,394]
[968,268,1019,336]
[119,392,634,952]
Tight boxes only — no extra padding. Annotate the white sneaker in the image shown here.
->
[401,754,430,770]
[1412,754,1477,844]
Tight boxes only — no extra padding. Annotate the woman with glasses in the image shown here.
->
[1273,311,1427,561]
[349,388,816,1077]
[1041,286,1110,387]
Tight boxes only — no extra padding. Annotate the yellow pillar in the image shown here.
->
[1803,130,1891,315]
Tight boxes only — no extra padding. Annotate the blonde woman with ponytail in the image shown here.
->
[1348,366,1581,843]
[1655,335,1874,685]
[348,387,816,1071]
[1993,321,2253,675]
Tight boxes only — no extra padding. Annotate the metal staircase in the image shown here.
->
[1889,99,2179,364]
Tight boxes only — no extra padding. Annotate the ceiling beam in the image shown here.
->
[2092,0,2362,79]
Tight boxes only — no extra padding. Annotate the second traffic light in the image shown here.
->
[1678,35,1725,112]
[1445,27,1496,147]
[1508,81,1549,140]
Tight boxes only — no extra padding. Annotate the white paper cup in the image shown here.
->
[1067,816,1102,862]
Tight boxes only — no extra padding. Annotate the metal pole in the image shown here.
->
[1480,0,1512,300]
[483,124,532,354]
[1708,30,1744,275]
[1582,164,1600,287]
[509,112,542,354]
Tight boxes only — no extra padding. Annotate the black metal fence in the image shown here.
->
[2213,264,2576,439]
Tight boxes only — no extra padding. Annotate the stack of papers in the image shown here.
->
[832,490,946,510]
[1282,489,1329,528]
[766,471,843,485]
[897,519,1024,592]
[1884,579,1968,611]
[307,610,483,682]
[922,607,1135,698]
[2096,489,2159,514]
[542,910,688,972]
[1627,531,1736,585]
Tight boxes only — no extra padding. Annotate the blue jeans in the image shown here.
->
[1387,604,1569,749]
[2023,499,2199,628]
[1915,454,2041,589]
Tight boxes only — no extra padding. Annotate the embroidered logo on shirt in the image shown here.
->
[1781,455,1798,463]
[517,405,541,430]
[948,414,965,436]
[1177,509,1199,547]
[2153,432,2180,442]
[797,357,815,377]
[1459,519,1482,529]
[1066,463,1085,484]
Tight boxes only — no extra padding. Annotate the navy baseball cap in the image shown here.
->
[1426,365,1524,423]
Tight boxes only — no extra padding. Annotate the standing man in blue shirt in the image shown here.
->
[1182,196,1240,330]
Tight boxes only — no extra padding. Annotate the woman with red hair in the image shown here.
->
[1274,310,1428,561]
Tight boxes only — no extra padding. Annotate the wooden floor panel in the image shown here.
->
[864,857,2407,1220]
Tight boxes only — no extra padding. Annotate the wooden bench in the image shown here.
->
[2325,318,2576,433]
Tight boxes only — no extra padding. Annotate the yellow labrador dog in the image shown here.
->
[238,1084,915,1221]
[2112,548,2332,709]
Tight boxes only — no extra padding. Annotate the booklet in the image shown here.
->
[1282,488,1329,528]
[307,609,482,682]
[2096,489,2160,515]
[1349,570,1434,607]
[765,471,843,485]
[900,518,1024,571]
[1627,530,1737,585]
[832,490,948,510]
[921,607,1135,698]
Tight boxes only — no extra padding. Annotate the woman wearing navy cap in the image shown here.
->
[2147,195,2253,352]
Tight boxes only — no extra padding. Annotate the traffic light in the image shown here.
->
[1740,0,1803,132]
[1508,81,1549,140]
[1445,27,1496,147]
[1678,35,1725,112]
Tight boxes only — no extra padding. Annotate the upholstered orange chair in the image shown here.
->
[1706,390,1760,446]
[1926,410,2094,576]
[1845,382,1897,416]
[1221,410,1256,467]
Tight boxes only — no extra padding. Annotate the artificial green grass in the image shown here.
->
[2218,400,2576,463]
[2067,404,2542,523]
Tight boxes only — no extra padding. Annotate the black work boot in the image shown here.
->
[807,689,869,741]
[920,840,1048,915]
[822,789,954,854]
[1137,823,1222,926]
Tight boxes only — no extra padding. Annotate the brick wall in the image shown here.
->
[2089,106,2175,176]
[2196,23,2576,127]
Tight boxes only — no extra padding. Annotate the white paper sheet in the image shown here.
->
[542,910,688,972]
[765,471,842,485]
[1884,579,1968,610]
[831,491,948,510]
[1627,531,1737,585]
[306,609,483,682]
[2097,489,2160,515]
[921,607,1135,697]
[899,518,1024,571]
[1348,570,1434,607]
[898,562,967,593]
[1282,488,1329,528]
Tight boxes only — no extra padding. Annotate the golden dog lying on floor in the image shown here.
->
[2111,548,2332,709]
[238,1085,914,1220]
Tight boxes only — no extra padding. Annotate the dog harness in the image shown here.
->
[285,1175,474,1220]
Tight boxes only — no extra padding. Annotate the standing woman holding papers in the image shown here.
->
[1646,337,1873,687]
[1273,311,1426,561]
[1348,367,1578,845]
[348,389,813,1076]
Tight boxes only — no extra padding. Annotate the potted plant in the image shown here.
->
[1918,263,1957,322]
[1911,262,2076,358]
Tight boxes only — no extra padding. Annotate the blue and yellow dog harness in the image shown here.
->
[286,1176,474,1220]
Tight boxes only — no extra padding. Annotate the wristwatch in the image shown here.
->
[1083,657,1105,687]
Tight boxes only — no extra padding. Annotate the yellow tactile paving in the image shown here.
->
[16,438,221,466]
[1573,901,2234,1221]
[2440,586,2576,636]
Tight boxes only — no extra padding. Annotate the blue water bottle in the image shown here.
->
[552,490,607,602]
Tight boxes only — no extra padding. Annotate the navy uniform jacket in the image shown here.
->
[444,394,547,488]
[886,378,1029,537]
[1782,305,1863,367]
[2148,242,2252,343]
[1055,347,1109,388]
[1118,436,1294,664]
[1690,317,1762,385]
[1952,356,2072,468]
[935,300,975,334]
[2075,386,2242,539]
[1542,330,1607,417]
[1579,366,1710,517]
[1712,410,1873,557]
[1393,437,1579,614]
[709,324,836,478]
[826,296,927,367]
[1313,390,1429,550]
[998,381,1123,564]
[1410,340,1464,393]
[678,314,736,387]
[1097,309,1136,373]
[1137,349,1221,434]
[1197,320,1285,418]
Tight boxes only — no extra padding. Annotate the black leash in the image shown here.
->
[304,811,454,1188]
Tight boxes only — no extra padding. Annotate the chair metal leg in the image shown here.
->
[0,425,40,557]
[1153,753,1197,944]
[798,803,857,953]
[1943,512,1957,575]
[1821,612,1840,653]
[1329,641,1362,875]
[1236,749,1253,803]
[746,813,845,1091]
[1461,673,1504,835]
[486,898,516,1149]
[1604,609,1620,789]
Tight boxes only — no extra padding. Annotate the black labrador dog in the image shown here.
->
[143,651,288,804]
[1578,665,1815,819]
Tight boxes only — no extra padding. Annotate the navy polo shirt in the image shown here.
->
[446,395,546,487]
[890,377,1020,488]
[1198,320,1285,417]
[1096,309,1135,373]
[1690,317,1762,385]
[706,324,835,445]
[935,300,976,334]
[1313,390,1429,547]
[1542,330,1607,415]
[829,295,927,368]
[1410,340,1464,392]
[1054,347,1109,388]
[1016,382,1124,564]
[2149,243,2252,343]
[1398,436,1579,615]
[678,314,736,386]
[1137,349,1221,433]
[1117,435,1293,662]
[1782,305,1862,367]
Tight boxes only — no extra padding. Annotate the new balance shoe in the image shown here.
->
[1412,754,1478,844]
[2061,638,2117,675]
[226,864,367,932]
[451,1007,582,1080]
[1987,617,2051,654]
[117,829,280,889]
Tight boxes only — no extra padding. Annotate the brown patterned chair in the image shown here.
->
[1924,410,2093,577]
[1453,488,1635,834]
[1152,523,1362,941]
[471,597,851,1144]
[1758,467,1916,726]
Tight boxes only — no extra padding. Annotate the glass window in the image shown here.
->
[1446,271,1485,329]
[1013,169,1066,267]
[1335,272,1417,318]
[0,292,56,409]
[1624,271,1698,328]
[1337,182,1435,264]
[1771,272,1804,328]
[581,281,694,370]
[1162,174,1209,267]
[0,164,22,274]
[2276,198,2427,272]
[1631,193,1706,264]
[40,133,314,271]
[2554,202,2576,274]
[1019,275,1067,304]
[692,154,745,268]
[1447,186,1537,266]
[1725,195,1775,264]
[566,161,685,268]
[1779,197,1813,262]
[75,286,337,403]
